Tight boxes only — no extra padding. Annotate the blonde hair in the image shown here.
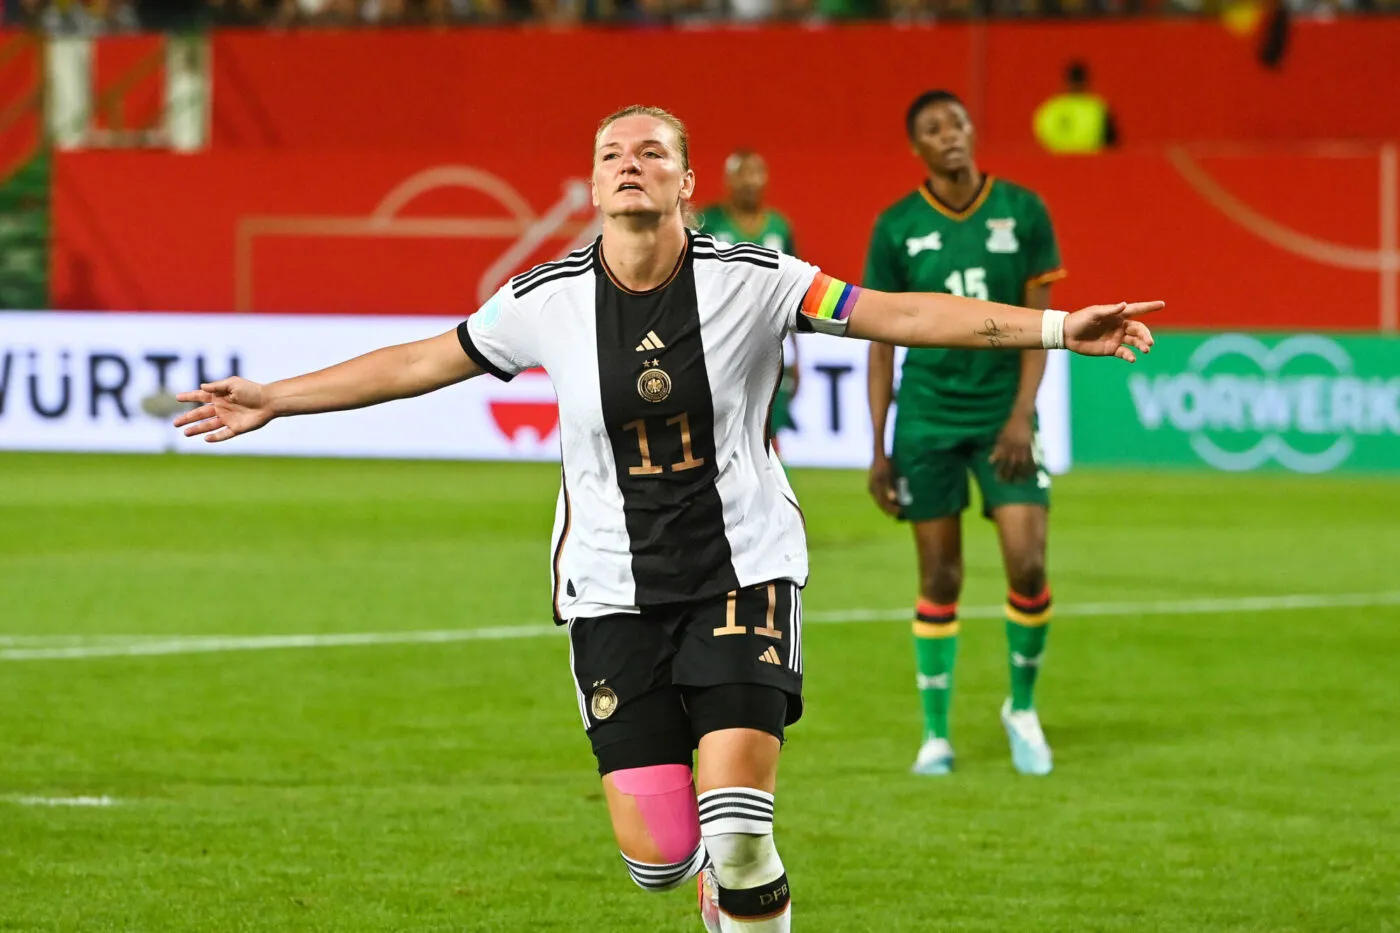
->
[594,105,697,228]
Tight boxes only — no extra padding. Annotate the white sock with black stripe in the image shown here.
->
[620,841,709,892]
[698,787,775,835]
[699,788,791,931]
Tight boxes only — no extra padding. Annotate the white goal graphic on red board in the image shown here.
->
[235,164,600,313]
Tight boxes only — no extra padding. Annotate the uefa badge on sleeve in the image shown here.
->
[474,294,504,330]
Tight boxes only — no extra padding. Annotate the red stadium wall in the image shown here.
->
[203,21,1400,152]
[977,20,1400,148]
[16,19,1400,326]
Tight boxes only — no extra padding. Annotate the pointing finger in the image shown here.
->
[1122,301,1165,318]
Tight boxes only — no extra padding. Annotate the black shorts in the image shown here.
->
[568,580,805,775]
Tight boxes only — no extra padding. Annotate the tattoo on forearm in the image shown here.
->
[975,318,1016,348]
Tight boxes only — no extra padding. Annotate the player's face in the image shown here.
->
[910,101,976,176]
[592,116,696,220]
[726,155,768,211]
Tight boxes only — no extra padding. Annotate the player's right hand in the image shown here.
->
[174,377,276,443]
[867,455,901,518]
[1064,301,1162,361]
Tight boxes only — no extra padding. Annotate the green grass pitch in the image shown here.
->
[2,452,1398,932]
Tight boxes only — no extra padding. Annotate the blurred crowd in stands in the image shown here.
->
[2,0,1393,32]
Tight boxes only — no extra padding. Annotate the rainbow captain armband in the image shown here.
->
[796,273,862,336]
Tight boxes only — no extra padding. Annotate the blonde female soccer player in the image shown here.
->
[175,105,1158,932]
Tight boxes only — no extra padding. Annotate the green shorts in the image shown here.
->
[891,430,1051,522]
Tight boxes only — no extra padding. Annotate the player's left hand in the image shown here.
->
[173,376,275,442]
[990,413,1035,483]
[1064,302,1162,362]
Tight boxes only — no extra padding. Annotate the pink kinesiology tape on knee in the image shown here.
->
[611,764,701,864]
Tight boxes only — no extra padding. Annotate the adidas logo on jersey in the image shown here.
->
[635,331,666,352]
[905,231,942,256]
[759,646,782,665]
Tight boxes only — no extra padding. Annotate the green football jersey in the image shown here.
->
[698,205,796,255]
[864,176,1065,435]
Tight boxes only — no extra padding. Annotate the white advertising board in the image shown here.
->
[0,312,1070,472]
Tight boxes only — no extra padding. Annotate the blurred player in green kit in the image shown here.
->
[700,150,801,455]
[865,91,1066,777]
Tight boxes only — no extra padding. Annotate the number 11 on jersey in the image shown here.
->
[623,413,705,476]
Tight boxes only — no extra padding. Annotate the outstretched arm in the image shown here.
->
[261,330,481,415]
[175,330,481,443]
[844,289,1160,360]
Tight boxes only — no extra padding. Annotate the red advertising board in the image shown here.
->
[51,144,1396,329]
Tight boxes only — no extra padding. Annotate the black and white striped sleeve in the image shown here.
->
[456,286,540,383]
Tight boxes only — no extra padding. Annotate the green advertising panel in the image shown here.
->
[1072,332,1400,473]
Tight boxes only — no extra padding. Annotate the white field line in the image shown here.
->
[0,624,559,660]
[3,591,1399,663]
[5,795,117,807]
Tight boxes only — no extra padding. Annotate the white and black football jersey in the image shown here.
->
[458,231,858,621]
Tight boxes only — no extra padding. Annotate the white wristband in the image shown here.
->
[1041,310,1068,350]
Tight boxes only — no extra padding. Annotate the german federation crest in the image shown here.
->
[591,686,619,720]
[638,360,672,403]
